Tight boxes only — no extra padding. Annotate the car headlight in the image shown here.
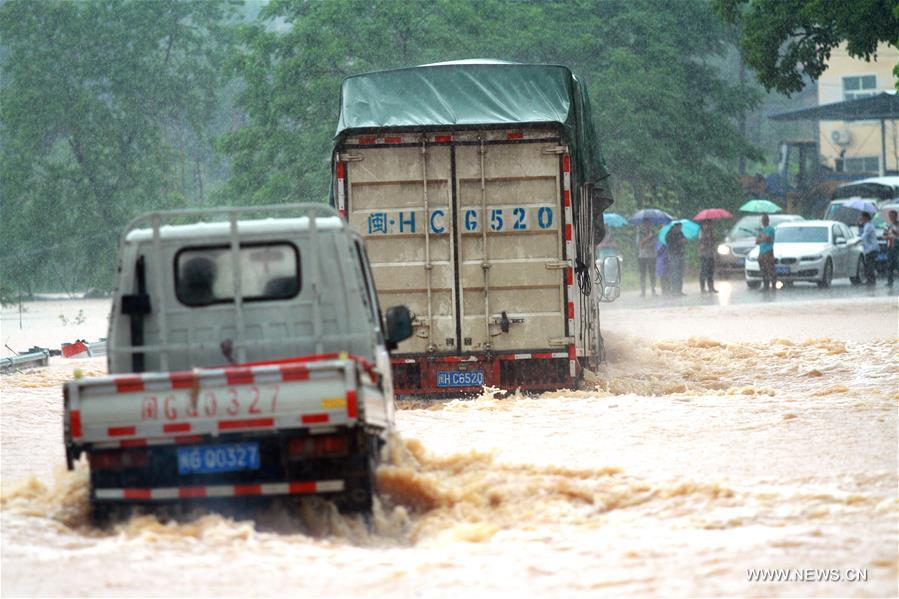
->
[746,255,758,262]
[800,255,823,261]
[717,244,730,256]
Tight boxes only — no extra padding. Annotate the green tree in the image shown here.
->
[0,0,239,293]
[715,0,899,94]
[225,0,761,218]
[493,0,762,215]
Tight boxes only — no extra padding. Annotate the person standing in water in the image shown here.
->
[665,222,687,295]
[756,214,776,291]
[637,219,657,297]
[698,220,718,293]
[884,209,899,286]
[857,211,879,286]
[656,240,670,295]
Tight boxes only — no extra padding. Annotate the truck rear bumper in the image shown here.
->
[93,479,344,501]
[86,429,370,504]
[391,351,576,396]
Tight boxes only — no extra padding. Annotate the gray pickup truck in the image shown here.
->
[62,204,412,523]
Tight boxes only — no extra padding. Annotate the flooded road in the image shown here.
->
[2,296,897,597]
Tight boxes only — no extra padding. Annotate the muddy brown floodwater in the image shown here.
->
[1,297,897,597]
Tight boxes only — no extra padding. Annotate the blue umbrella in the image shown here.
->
[841,198,877,214]
[628,208,673,225]
[658,219,701,244]
[603,212,628,228]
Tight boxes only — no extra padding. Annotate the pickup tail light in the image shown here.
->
[288,434,348,459]
[89,449,149,471]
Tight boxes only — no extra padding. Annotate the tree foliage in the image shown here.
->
[715,0,899,95]
[223,0,762,217]
[0,0,239,293]
[2,0,768,293]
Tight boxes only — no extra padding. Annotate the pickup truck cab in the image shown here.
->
[63,204,412,523]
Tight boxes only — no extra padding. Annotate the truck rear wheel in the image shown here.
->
[337,432,382,514]
[89,501,131,528]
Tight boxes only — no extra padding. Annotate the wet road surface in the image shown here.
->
[1,296,896,597]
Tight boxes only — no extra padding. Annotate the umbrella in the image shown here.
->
[658,219,700,244]
[603,213,628,228]
[693,208,733,221]
[628,208,673,225]
[740,199,782,214]
[841,198,877,214]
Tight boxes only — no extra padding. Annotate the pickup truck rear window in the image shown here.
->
[175,242,300,306]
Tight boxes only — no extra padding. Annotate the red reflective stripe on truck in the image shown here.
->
[358,136,376,145]
[568,345,577,360]
[563,189,571,207]
[434,135,453,143]
[562,154,571,172]
[289,482,316,494]
[346,390,358,419]
[96,480,344,502]
[566,267,573,286]
[568,302,575,319]
[179,487,207,498]
[336,161,345,179]
[507,132,524,139]
[383,136,403,143]
[225,367,254,386]
[280,364,310,381]
[218,418,274,431]
[115,377,145,393]
[120,439,148,447]
[163,422,191,433]
[169,372,196,389]
[234,484,262,496]
[175,435,204,444]
[565,224,573,241]
[301,413,329,424]
[70,410,82,438]
[108,426,136,437]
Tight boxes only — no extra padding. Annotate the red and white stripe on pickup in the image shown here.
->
[562,153,577,379]
[67,353,370,445]
[94,479,344,501]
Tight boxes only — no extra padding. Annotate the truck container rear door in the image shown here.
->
[341,130,567,355]
[454,134,566,352]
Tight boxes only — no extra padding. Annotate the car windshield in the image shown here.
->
[728,215,796,239]
[775,227,828,243]
[826,203,887,228]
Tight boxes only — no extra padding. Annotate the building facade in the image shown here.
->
[818,43,898,176]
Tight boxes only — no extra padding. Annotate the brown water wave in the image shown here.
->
[2,429,890,553]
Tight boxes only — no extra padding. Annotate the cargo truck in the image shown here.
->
[62,204,413,523]
[330,60,619,396]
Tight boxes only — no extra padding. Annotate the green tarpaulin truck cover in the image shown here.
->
[334,60,612,208]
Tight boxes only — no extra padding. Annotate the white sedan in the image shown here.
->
[744,220,866,288]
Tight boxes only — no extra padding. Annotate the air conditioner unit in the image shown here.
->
[831,129,851,146]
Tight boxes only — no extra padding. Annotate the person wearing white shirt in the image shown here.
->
[857,212,879,286]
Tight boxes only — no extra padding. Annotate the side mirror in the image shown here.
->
[599,255,621,302]
[384,305,413,349]
[835,238,847,246]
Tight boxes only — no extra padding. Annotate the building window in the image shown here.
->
[843,156,880,173]
[843,75,877,100]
